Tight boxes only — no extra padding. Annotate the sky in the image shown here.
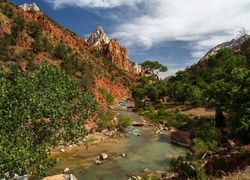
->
[9,0,250,78]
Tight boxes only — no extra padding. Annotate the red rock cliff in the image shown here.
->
[86,27,131,72]
[102,39,131,72]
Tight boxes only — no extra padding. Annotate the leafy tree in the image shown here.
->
[0,65,98,178]
[140,60,168,80]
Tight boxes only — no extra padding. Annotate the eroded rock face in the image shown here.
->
[86,27,131,72]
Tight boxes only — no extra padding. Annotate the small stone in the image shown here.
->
[95,160,102,165]
[137,133,142,136]
[63,167,70,173]
[100,153,108,160]
[60,149,65,152]
[121,153,125,157]
[143,168,151,173]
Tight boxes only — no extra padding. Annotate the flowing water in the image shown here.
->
[44,110,188,179]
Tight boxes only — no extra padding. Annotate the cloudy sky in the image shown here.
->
[10,0,250,78]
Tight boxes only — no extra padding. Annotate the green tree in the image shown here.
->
[27,21,42,39]
[54,40,67,60]
[140,60,168,80]
[0,65,98,178]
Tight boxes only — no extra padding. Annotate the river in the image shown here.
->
[42,109,188,180]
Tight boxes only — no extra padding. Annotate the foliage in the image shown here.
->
[97,110,116,130]
[0,65,98,178]
[1,3,13,19]
[140,60,168,80]
[27,21,42,39]
[54,40,68,60]
[170,153,206,180]
[98,87,114,105]
[117,114,131,127]
[194,120,219,151]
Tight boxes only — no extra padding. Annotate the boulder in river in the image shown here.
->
[170,130,191,147]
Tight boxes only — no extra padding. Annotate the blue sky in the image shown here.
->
[9,0,250,78]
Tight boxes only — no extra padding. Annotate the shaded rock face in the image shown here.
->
[86,27,131,72]
[170,130,191,147]
[19,3,40,11]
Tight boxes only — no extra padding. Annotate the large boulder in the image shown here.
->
[170,130,191,147]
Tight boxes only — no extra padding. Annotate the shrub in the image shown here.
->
[117,114,131,127]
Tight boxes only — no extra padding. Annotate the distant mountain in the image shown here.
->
[199,34,250,62]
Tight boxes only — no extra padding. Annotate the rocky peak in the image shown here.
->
[199,34,250,62]
[86,26,110,50]
[19,3,40,12]
[86,27,131,72]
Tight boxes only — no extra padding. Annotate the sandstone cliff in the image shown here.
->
[86,27,131,72]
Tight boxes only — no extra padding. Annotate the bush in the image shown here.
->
[117,114,131,127]
[195,120,219,151]
[170,153,206,180]
[98,87,114,105]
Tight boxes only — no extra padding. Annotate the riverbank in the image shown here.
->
[44,109,187,180]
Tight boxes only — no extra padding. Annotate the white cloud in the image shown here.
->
[43,0,143,9]
[108,0,250,58]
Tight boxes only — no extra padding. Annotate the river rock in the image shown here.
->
[131,121,146,126]
[170,130,191,147]
[100,153,108,160]
[121,153,126,157]
[95,160,102,165]
[63,167,70,173]
[132,176,142,180]
[60,149,65,152]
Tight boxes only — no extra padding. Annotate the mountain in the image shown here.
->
[86,26,131,72]
[199,34,250,62]
[0,1,137,105]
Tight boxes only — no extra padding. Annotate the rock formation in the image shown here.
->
[199,34,250,62]
[19,3,40,12]
[130,62,142,75]
[86,26,109,50]
[86,26,131,72]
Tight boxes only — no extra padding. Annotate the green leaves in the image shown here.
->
[0,65,98,178]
